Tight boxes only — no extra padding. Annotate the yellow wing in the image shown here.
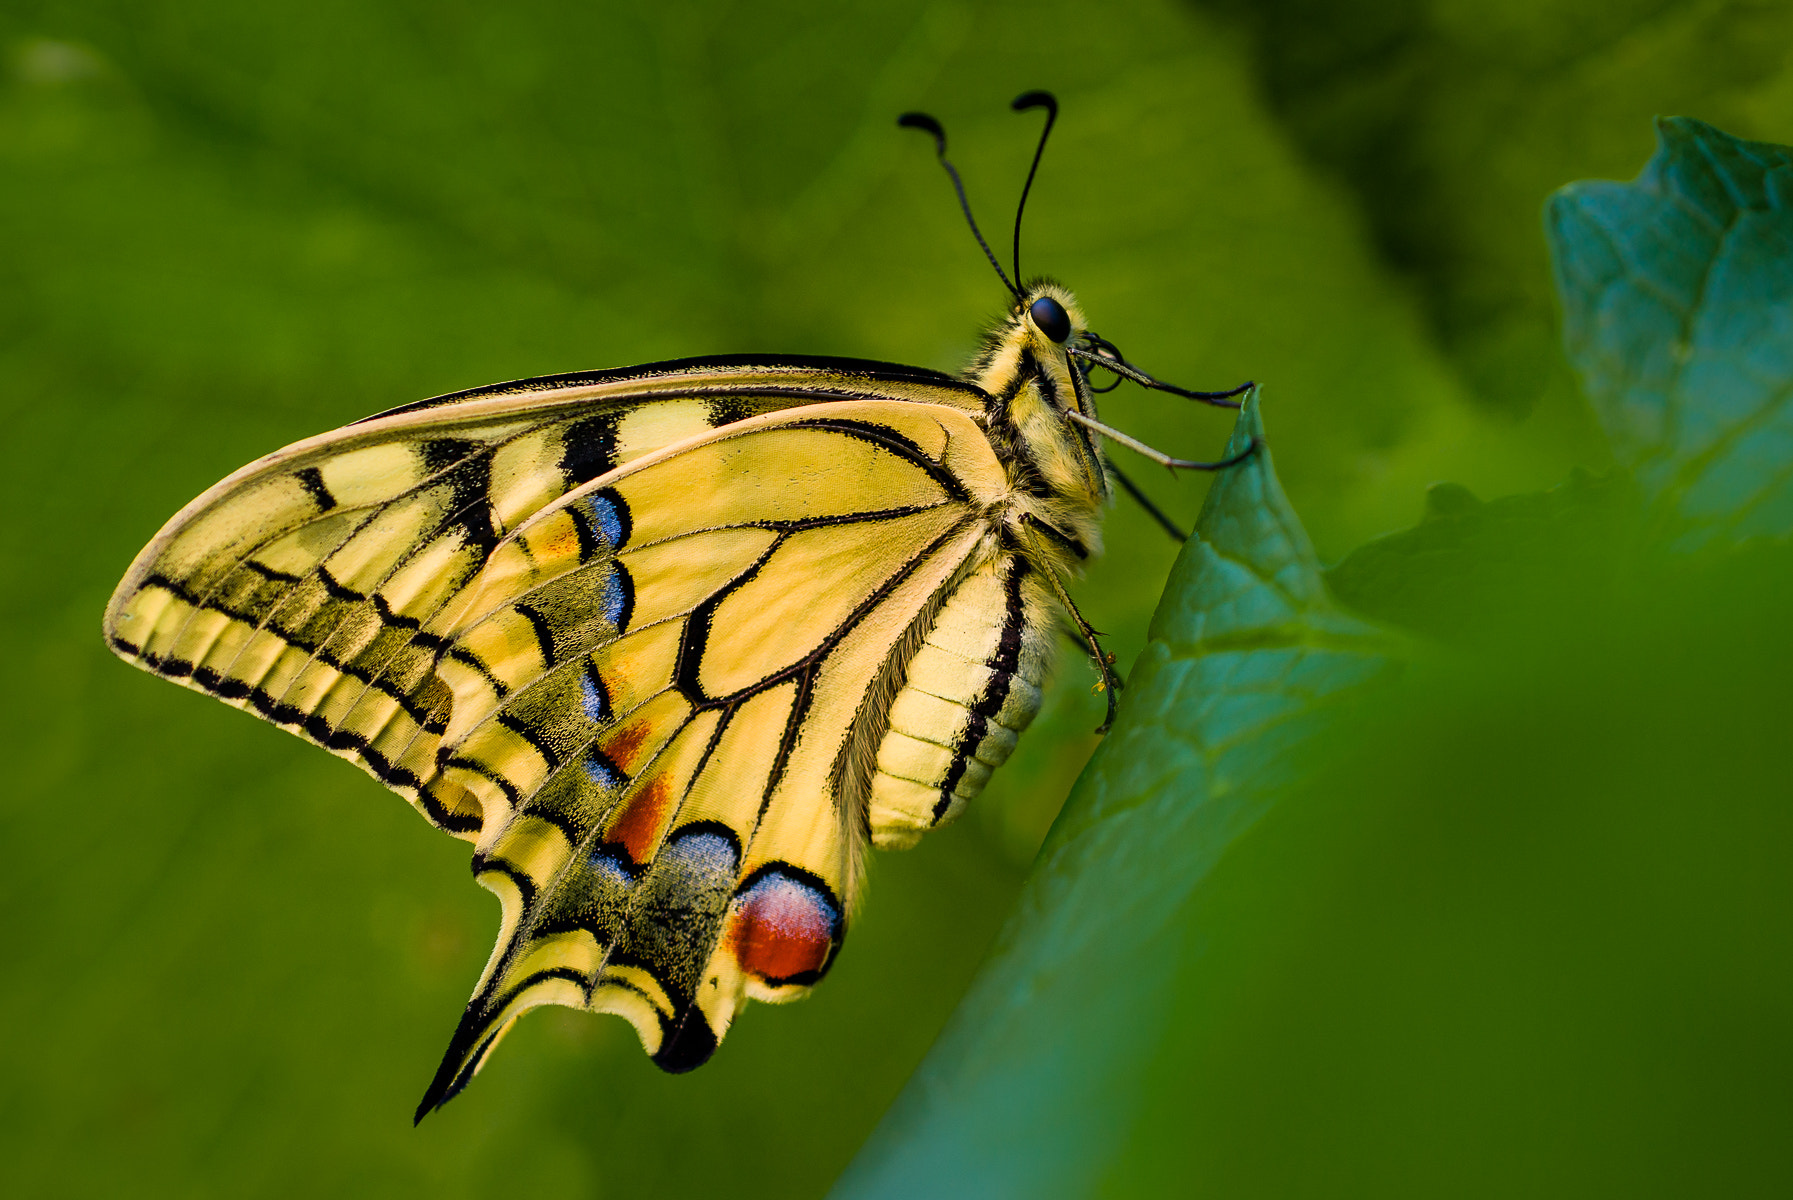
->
[104,358,1063,1115]
[105,356,986,833]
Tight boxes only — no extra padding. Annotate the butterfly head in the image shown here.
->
[973,278,1098,422]
[901,92,1254,543]
[960,278,1110,516]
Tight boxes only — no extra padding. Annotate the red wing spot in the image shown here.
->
[606,773,675,864]
[728,872,841,984]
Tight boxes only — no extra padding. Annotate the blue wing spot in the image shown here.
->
[586,842,636,886]
[584,746,625,791]
[580,665,610,725]
[598,561,634,631]
[585,488,630,549]
[661,826,740,877]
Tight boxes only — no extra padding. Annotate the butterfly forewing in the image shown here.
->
[105,357,985,835]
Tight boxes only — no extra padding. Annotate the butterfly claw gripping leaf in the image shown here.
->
[102,93,1250,1116]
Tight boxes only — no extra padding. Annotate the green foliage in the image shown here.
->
[3,2,1791,1198]
[1108,544,1793,1198]
[1200,0,1793,416]
[835,397,1404,1199]
[1550,117,1793,549]
[836,119,1793,1196]
[1325,469,1640,643]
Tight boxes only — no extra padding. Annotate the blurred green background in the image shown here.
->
[3,1,1790,1196]
[1112,536,1793,1197]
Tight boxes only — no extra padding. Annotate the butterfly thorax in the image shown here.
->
[965,281,1107,569]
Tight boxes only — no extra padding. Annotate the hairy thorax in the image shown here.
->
[969,281,1108,572]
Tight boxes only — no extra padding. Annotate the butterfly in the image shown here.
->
[102,91,1253,1119]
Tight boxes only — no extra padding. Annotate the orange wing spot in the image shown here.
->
[598,715,656,774]
[532,512,584,562]
[727,869,841,985]
[606,772,676,864]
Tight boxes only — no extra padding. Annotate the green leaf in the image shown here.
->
[1106,534,1793,1199]
[843,115,1793,1196]
[1330,119,1793,639]
[1324,469,1640,643]
[831,394,1403,1199]
[1548,117,1793,549]
[1200,0,1793,416]
[1077,121,1793,1192]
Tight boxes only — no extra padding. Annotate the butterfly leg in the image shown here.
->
[1066,410,1257,472]
[1019,516,1122,734]
[1104,458,1188,543]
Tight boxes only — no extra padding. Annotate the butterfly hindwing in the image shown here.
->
[416,400,1015,1108]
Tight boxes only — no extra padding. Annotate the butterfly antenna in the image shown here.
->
[1009,90,1058,288]
[899,111,1022,300]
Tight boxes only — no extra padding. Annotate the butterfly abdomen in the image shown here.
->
[867,553,1057,849]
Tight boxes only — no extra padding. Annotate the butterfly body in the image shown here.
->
[105,280,1116,1109]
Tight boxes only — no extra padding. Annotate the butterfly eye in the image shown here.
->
[1029,295,1071,343]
